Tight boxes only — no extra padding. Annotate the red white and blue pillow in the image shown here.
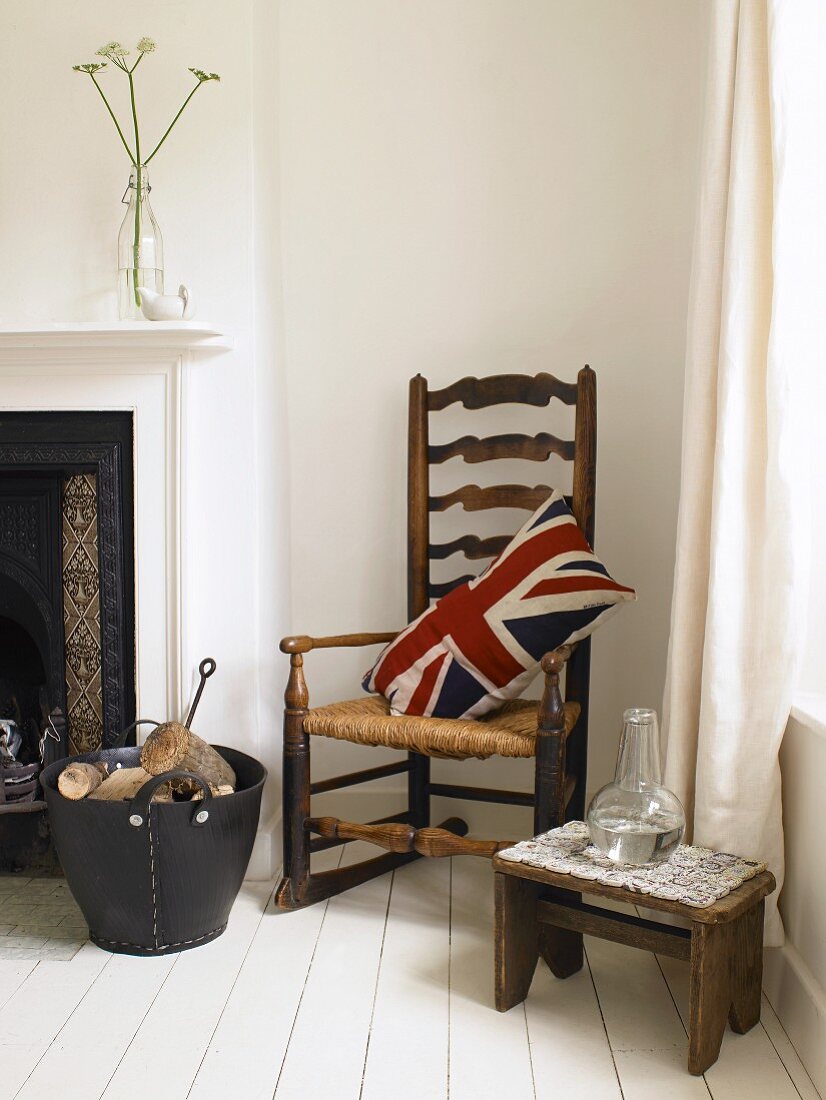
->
[363,490,635,719]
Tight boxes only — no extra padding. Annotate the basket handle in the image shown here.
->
[113,718,162,750]
[129,770,214,828]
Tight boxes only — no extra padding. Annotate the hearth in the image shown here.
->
[0,412,135,871]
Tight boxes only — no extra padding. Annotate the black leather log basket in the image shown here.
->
[41,745,266,956]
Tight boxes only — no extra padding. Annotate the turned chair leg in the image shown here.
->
[534,649,583,977]
[276,654,311,910]
[534,650,568,836]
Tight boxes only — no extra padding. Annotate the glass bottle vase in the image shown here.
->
[586,708,686,865]
[118,164,164,320]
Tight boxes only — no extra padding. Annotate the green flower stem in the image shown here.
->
[90,76,136,164]
[145,82,202,164]
[127,70,143,309]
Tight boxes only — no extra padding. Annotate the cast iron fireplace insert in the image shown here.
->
[0,411,135,871]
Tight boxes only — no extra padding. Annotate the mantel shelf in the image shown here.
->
[0,321,233,352]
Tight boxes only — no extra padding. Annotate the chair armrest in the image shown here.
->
[537,645,576,737]
[280,631,400,655]
[539,644,575,674]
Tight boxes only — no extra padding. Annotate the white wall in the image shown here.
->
[1,0,708,848]
[0,1,287,827]
[279,0,708,805]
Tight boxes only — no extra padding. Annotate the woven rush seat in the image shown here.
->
[304,696,581,760]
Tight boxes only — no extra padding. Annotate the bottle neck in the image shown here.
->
[125,165,151,200]
[614,708,662,791]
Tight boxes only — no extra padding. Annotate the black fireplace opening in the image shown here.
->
[0,412,136,871]
[0,617,48,765]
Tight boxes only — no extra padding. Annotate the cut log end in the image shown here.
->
[58,761,109,800]
[140,722,236,792]
[139,721,191,775]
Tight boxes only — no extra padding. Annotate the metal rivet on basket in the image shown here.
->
[195,809,209,824]
[129,814,143,827]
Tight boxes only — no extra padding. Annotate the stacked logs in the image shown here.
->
[57,723,236,803]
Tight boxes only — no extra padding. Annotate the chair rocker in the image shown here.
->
[276,366,597,912]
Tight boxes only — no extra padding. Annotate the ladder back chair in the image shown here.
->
[276,366,596,911]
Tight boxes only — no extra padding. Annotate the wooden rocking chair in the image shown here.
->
[276,366,596,911]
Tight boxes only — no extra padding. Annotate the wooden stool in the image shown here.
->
[493,853,776,1075]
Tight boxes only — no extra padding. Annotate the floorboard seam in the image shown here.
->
[272,853,344,1100]
[521,1001,538,1100]
[358,869,396,1099]
[758,1014,809,1100]
[98,955,181,1099]
[0,960,40,1015]
[185,883,274,1098]
[12,953,113,1100]
[583,943,625,1100]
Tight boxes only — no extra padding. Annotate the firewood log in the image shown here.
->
[58,761,108,800]
[191,782,234,800]
[88,766,172,802]
[139,722,236,793]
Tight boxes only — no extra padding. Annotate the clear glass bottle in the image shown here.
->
[587,708,685,865]
[118,164,164,320]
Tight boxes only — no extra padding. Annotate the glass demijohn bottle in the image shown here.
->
[118,164,164,320]
[587,708,686,865]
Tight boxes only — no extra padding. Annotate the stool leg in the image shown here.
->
[538,890,584,979]
[688,922,731,1075]
[495,873,539,1011]
[729,900,764,1034]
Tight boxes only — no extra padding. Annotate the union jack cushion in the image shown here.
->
[362,490,635,719]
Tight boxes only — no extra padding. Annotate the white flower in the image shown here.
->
[137,37,156,53]
[96,41,129,58]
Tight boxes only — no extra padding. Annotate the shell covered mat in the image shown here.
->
[497,821,766,908]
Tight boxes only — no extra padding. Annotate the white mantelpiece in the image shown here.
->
[0,321,233,351]
[0,321,232,735]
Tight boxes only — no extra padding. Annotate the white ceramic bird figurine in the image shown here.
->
[137,284,195,321]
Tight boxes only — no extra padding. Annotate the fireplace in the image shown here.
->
[0,412,135,871]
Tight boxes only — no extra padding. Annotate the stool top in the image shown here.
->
[494,822,776,925]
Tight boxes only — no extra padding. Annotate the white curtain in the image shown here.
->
[663,0,826,945]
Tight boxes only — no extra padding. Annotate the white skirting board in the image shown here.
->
[246,809,282,880]
[764,942,826,1097]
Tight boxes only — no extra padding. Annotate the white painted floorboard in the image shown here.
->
[188,849,341,1100]
[449,857,534,1100]
[1,857,818,1100]
[360,857,451,1100]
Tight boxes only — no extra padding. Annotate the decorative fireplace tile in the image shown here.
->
[62,475,103,755]
[0,499,40,565]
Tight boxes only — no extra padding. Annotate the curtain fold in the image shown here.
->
[663,0,822,945]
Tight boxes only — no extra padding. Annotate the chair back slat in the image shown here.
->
[429,576,476,599]
[408,368,596,623]
[407,366,597,824]
[428,534,511,561]
[428,484,566,512]
[428,432,575,465]
[428,372,578,411]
